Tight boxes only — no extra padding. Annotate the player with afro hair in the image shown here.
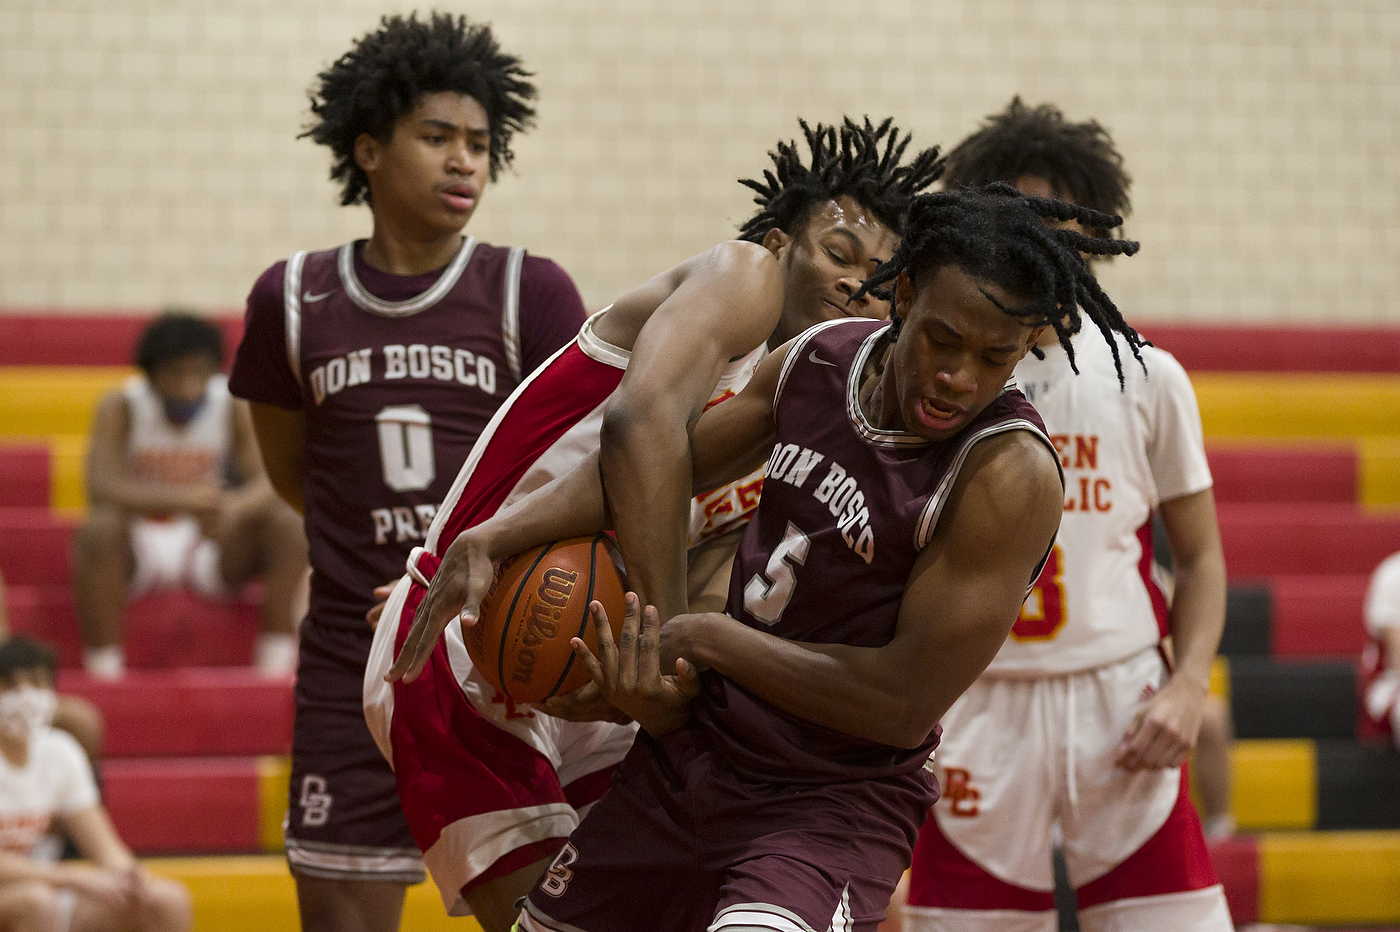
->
[304,12,537,206]
[229,12,589,932]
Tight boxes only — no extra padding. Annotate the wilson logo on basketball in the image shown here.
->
[512,568,580,684]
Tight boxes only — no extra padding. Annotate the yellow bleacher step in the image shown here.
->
[1230,739,1316,831]
[145,855,477,932]
[1362,436,1400,508]
[0,366,132,439]
[1260,830,1400,925]
[1193,373,1400,440]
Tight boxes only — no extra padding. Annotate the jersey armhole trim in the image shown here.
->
[502,246,526,382]
[914,418,1064,551]
[283,251,307,389]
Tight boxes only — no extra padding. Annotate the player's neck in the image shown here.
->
[362,216,466,277]
[1035,328,1061,350]
[859,340,900,431]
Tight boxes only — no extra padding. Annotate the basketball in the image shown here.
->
[466,534,628,703]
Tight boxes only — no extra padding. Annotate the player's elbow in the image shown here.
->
[885,715,940,750]
[601,392,686,455]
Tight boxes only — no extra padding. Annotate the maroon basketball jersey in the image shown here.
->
[696,317,1056,783]
[232,238,586,634]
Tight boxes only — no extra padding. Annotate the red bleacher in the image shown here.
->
[104,757,265,853]
[0,445,50,508]
[1142,323,1400,373]
[1216,503,1400,578]
[0,315,244,367]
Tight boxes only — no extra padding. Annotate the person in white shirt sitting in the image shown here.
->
[0,637,191,932]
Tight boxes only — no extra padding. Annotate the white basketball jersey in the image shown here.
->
[985,330,1212,675]
[124,373,233,489]
[688,342,768,546]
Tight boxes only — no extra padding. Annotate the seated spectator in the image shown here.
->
[1360,551,1400,744]
[0,573,103,763]
[0,636,191,932]
[72,313,307,679]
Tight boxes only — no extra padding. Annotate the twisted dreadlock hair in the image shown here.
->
[737,117,945,243]
[943,98,1131,241]
[304,13,536,206]
[854,184,1146,385]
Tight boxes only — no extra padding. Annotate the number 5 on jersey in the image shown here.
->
[743,522,810,625]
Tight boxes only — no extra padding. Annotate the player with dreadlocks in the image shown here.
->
[426,185,1144,931]
[902,100,1231,932]
[228,14,588,931]
[363,117,941,930]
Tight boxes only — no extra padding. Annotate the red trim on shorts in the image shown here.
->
[1136,517,1171,639]
[1074,767,1219,909]
[464,836,568,892]
[562,765,618,810]
[907,814,1057,912]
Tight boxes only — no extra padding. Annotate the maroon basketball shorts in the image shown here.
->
[286,618,424,883]
[519,725,937,932]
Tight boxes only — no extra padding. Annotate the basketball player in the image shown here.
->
[901,100,1232,932]
[369,118,943,931]
[1360,550,1400,745]
[73,313,307,679]
[229,15,587,932]
[505,186,1150,932]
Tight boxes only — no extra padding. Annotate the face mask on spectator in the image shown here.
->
[163,394,207,426]
[0,687,57,741]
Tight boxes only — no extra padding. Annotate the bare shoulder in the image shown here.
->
[936,429,1062,553]
[959,429,1063,516]
[595,241,781,351]
[91,389,132,434]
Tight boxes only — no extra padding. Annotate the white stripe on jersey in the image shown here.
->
[282,250,306,388]
[502,246,526,382]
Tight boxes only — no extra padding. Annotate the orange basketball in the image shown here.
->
[466,534,627,703]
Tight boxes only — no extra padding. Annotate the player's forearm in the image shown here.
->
[477,452,610,560]
[88,475,195,517]
[601,401,692,621]
[1165,542,1227,692]
[675,613,928,748]
[0,850,64,884]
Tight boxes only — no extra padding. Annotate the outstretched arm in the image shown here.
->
[600,241,785,620]
[388,340,793,685]
[665,431,1063,747]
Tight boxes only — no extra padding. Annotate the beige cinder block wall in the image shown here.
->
[2,0,1396,322]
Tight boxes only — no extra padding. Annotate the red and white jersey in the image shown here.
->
[123,373,232,489]
[420,313,768,560]
[986,331,1212,675]
[0,729,99,857]
[1360,552,1400,742]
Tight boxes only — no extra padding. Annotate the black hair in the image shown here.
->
[943,98,1131,240]
[135,312,224,376]
[854,185,1145,385]
[737,117,945,243]
[0,637,58,683]
[304,12,537,206]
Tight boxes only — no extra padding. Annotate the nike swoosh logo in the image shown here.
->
[809,350,839,367]
[302,290,334,303]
